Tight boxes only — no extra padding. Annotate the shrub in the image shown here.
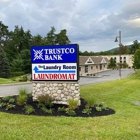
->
[2,96,10,102]
[17,88,28,105]
[68,99,79,109]
[41,107,53,114]
[66,109,76,116]
[5,104,15,110]
[10,71,25,77]
[95,106,102,112]
[100,102,107,110]
[9,98,15,103]
[19,75,28,82]
[24,105,35,115]
[82,107,92,115]
[0,102,7,108]
[37,94,54,107]
[85,97,96,108]
[58,106,66,112]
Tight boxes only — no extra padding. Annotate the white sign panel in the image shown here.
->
[32,63,77,80]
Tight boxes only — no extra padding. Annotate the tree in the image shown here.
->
[119,44,128,54]
[130,40,140,54]
[56,29,70,45]
[11,49,31,74]
[0,47,11,78]
[31,34,43,46]
[0,21,9,46]
[108,57,116,69]
[133,49,140,69]
[45,27,56,45]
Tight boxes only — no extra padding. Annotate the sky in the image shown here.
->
[0,0,140,52]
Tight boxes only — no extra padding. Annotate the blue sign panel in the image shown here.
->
[31,44,78,63]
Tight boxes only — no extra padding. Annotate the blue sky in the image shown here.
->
[0,0,140,52]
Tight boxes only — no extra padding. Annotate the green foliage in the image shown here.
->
[11,49,31,74]
[130,40,140,54]
[100,102,107,110]
[24,105,35,115]
[0,102,7,108]
[10,71,25,77]
[2,96,10,102]
[95,106,102,112]
[133,49,140,69]
[56,29,70,45]
[5,104,15,111]
[108,57,116,69]
[37,102,45,108]
[68,99,79,109]
[18,75,28,82]
[66,109,76,116]
[0,96,16,110]
[0,47,11,78]
[8,98,15,103]
[85,97,95,108]
[58,106,66,112]
[82,107,92,115]
[18,49,31,73]
[41,107,53,114]
[0,22,71,75]
[17,88,28,105]
[37,94,54,107]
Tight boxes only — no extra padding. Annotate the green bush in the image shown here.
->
[2,96,10,102]
[82,107,92,115]
[19,75,28,82]
[41,107,53,114]
[24,105,35,115]
[58,106,66,112]
[66,109,76,116]
[68,99,79,109]
[5,104,15,110]
[10,72,25,77]
[0,102,7,108]
[8,98,15,103]
[37,94,54,107]
[17,88,28,105]
[85,97,96,108]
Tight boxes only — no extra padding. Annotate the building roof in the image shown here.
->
[79,56,109,65]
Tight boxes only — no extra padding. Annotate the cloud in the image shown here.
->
[0,0,140,52]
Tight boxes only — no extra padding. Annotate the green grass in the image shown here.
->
[0,78,17,84]
[0,76,30,85]
[0,71,140,139]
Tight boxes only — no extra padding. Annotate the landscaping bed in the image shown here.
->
[0,94,115,117]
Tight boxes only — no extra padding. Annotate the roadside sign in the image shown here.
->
[31,44,79,81]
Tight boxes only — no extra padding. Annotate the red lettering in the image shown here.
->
[34,74,38,79]
[38,74,44,79]
[53,74,58,79]
[61,74,68,79]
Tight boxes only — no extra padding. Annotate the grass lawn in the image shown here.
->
[0,71,140,140]
[0,78,17,84]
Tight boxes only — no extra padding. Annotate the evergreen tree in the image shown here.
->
[56,29,70,45]
[108,57,116,69]
[0,47,11,78]
[133,49,140,69]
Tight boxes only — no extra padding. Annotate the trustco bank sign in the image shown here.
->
[31,44,79,81]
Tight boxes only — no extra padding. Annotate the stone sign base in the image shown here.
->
[32,81,80,105]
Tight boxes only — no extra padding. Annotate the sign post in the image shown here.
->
[31,44,80,105]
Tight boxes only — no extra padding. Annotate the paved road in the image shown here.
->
[0,69,135,97]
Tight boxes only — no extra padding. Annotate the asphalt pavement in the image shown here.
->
[0,69,135,97]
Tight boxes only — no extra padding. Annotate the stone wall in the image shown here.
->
[32,81,80,105]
